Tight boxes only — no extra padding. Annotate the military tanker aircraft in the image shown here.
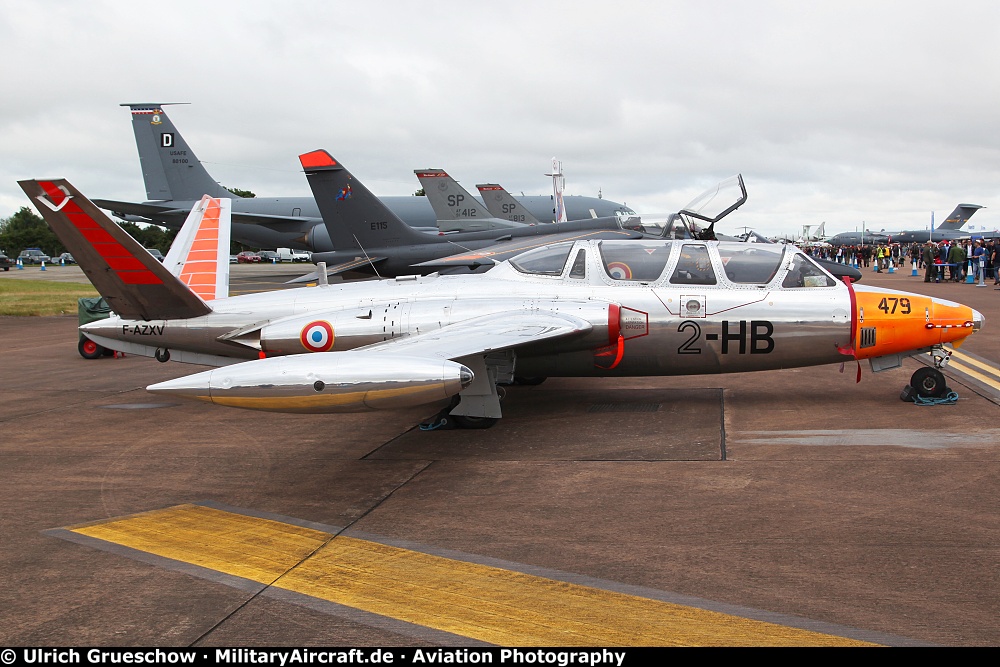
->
[19,177,982,429]
[95,104,634,252]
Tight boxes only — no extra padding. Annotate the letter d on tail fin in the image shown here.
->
[164,196,232,301]
[18,179,212,321]
[123,103,228,202]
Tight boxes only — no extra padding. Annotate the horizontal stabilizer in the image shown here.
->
[18,179,212,321]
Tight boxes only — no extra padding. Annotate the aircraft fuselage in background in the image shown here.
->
[95,103,635,252]
[826,204,984,246]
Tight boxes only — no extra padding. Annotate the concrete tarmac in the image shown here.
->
[1,263,998,646]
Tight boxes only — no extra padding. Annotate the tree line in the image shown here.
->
[0,187,258,259]
[0,207,179,258]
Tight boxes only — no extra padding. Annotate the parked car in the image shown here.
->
[145,248,165,262]
[229,255,238,264]
[0,252,12,271]
[54,252,76,265]
[237,251,262,263]
[258,250,281,263]
[18,248,50,264]
[277,247,312,262]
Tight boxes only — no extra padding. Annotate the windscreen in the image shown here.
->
[718,245,784,284]
[781,254,837,288]
[509,243,574,276]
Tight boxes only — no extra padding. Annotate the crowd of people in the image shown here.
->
[801,239,1000,284]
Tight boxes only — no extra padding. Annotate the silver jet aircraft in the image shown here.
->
[20,178,982,429]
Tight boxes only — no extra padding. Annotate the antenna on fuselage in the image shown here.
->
[352,234,382,279]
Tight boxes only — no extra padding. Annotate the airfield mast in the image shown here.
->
[545,158,568,223]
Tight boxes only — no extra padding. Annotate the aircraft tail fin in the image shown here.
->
[299,150,430,251]
[936,204,983,231]
[476,183,542,225]
[163,196,232,301]
[123,103,228,202]
[18,179,212,321]
[414,169,517,232]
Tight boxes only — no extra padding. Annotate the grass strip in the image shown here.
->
[0,279,98,316]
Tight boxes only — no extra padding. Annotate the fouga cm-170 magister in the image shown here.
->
[19,174,983,429]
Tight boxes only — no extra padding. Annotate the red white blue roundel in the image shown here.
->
[606,261,632,280]
[300,321,335,352]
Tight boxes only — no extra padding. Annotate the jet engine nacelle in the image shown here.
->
[147,353,473,414]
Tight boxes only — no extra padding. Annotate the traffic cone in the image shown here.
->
[966,259,975,283]
[40,260,46,271]
[911,261,918,277]
[16,258,22,270]
[888,261,895,274]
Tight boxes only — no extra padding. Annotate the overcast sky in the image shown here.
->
[2,0,999,238]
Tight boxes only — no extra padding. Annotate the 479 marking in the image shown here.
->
[877,297,911,315]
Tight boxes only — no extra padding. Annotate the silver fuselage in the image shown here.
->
[83,240,858,378]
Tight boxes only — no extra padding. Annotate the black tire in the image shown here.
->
[451,415,499,429]
[155,348,171,363]
[910,367,947,398]
[514,376,547,386]
[78,337,104,360]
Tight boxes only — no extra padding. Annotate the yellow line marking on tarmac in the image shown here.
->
[948,349,1000,379]
[68,504,875,647]
[946,358,1000,392]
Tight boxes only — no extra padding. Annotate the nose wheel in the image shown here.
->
[909,367,948,398]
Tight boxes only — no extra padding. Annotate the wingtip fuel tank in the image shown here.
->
[147,353,474,414]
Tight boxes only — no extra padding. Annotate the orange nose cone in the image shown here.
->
[930,298,983,348]
[852,290,981,359]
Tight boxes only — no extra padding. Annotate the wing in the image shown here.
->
[284,256,388,284]
[357,309,593,360]
[93,198,320,229]
[412,228,643,270]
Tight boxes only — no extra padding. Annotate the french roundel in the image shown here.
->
[606,261,633,280]
[300,321,335,352]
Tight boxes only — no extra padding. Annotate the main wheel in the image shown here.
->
[78,337,104,360]
[451,415,499,429]
[910,367,947,398]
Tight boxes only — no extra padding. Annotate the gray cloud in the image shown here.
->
[2,0,999,237]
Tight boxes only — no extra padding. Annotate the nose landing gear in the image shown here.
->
[900,347,954,403]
